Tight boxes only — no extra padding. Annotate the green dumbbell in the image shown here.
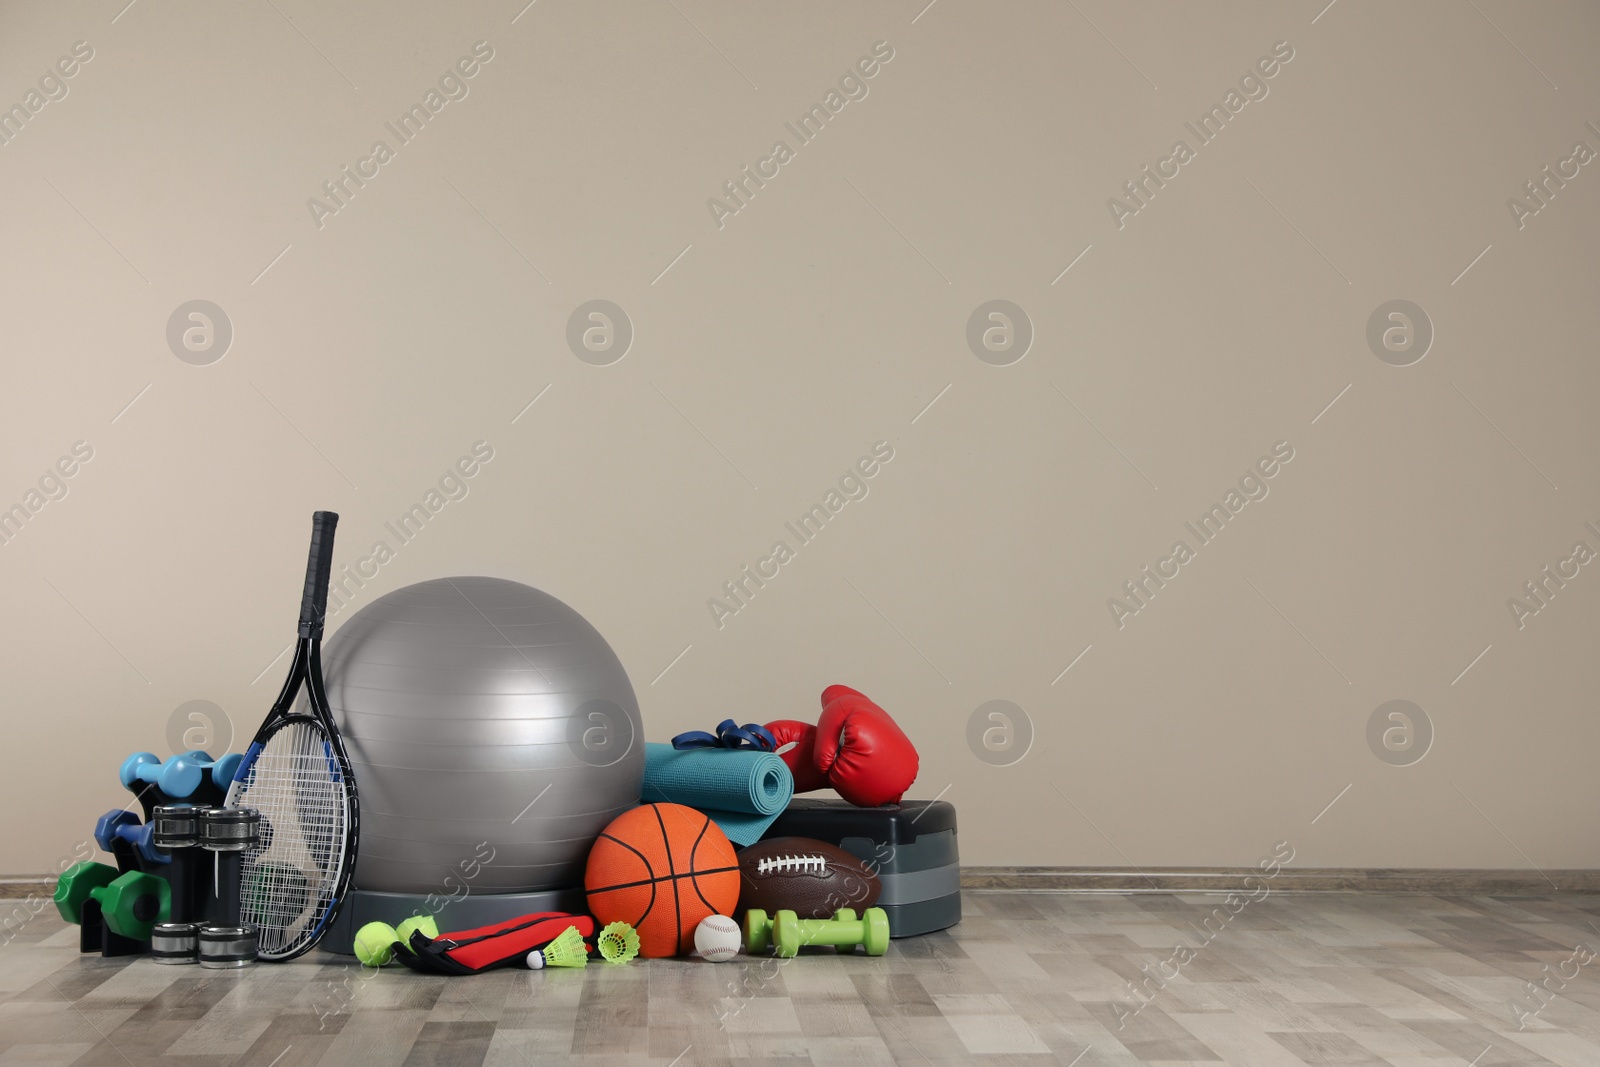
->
[54,861,118,925]
[747,907,890,958]
[101,871,171,941]
[54,862,170,940]
[744,909,773,953]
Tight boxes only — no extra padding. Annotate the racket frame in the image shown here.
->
[225,511,360,961]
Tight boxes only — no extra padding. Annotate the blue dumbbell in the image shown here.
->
[120,752,242,799]
[154,754,208,798]
[95,809,137,850]
[94,809,166,866]
[120,752,162,792]
[188,752,242,794]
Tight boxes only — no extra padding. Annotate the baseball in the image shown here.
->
[694,915,741,962]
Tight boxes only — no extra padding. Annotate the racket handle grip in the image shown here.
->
[299,511,339,638]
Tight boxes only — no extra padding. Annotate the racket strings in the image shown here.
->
[231,720,349,957]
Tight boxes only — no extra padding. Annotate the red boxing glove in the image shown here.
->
[765,719,828,793]
[813,685,919,807]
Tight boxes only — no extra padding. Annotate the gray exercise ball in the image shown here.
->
[318,576,643,894]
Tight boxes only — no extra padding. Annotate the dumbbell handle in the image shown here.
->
[210,852,243,927]
[795,918,867,942]
[166,852,195,926]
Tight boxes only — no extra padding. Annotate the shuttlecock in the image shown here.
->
[597,921,639,964]
[525,926,588,970]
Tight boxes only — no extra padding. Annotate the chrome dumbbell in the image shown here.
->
[149,805,205,965]
[199,807,259,969]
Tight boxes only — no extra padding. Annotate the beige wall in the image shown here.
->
[3,0,1598,878]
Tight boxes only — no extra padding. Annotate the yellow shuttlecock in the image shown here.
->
[526,925,588,970]
[597,921,639,964]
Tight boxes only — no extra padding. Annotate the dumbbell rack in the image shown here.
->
[71,867,155,959]
[54,750,248,963]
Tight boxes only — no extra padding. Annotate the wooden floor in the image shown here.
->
[5,891,1600,1065]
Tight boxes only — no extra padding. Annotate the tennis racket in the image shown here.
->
[225,510,359,961]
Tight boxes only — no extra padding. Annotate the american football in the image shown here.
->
[736,837,881,919]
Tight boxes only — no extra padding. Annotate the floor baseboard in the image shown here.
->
[0,882,54,902]
[961,867,1600,894]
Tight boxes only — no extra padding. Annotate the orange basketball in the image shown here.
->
[584,803,739,958]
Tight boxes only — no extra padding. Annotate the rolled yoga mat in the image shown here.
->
[640,743,793,846]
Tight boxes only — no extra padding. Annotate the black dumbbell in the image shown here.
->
[149,805,204,965]
[199,807,259,968]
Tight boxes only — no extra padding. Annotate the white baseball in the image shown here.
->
[694,915,741,962]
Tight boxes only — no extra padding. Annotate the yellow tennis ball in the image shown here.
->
[395,914,439,949]
[354,922,399,967]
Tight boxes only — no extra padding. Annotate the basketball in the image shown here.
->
[584,803,740,958]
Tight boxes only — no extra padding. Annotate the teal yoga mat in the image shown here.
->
[641,743,793,847]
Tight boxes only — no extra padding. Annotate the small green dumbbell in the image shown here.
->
[745,909,773,953]
[747,907,890,958]
[98,871,171,941]
[54,862,170,940]
[55,861,118,925]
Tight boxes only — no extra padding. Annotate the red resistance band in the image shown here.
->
[396,911,599,975]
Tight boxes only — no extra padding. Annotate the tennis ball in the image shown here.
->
[395,914,439,949]
[353,921,400,967]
